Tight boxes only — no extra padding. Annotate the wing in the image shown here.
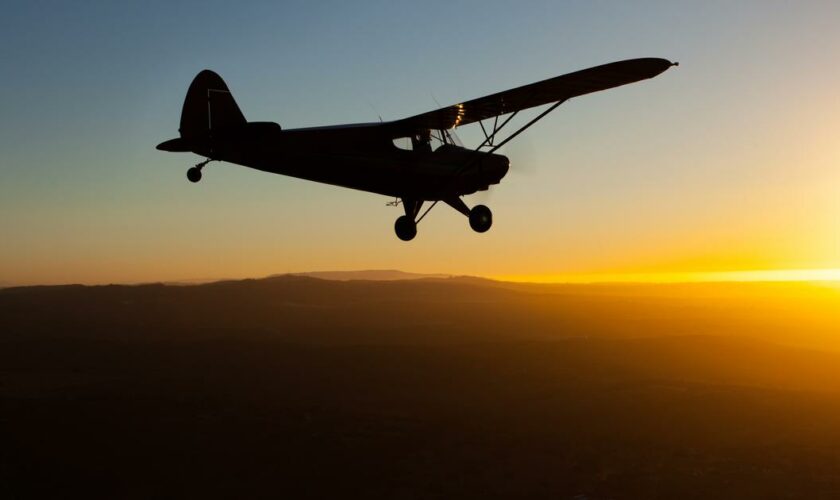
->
[388,57,676,136]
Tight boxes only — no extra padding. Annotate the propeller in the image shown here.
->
[502,133,539,176]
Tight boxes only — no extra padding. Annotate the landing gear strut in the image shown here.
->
[186,158,213,183]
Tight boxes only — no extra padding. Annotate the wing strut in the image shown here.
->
[483,99,565,156]
[475,111,518,151]
[479,114,502,146]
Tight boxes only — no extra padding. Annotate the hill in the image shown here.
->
[285,269,453,281]
[1,276,839,498]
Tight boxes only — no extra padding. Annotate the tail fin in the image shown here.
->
[179,69,246,138]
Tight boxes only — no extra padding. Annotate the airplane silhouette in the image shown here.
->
[157,58,676,240]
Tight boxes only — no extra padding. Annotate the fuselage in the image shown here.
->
[158,60,674,239]
[159,121,510,200]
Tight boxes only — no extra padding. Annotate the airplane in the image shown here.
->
[157,58,676,241]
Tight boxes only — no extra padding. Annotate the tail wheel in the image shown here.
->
[394,215,417,241]
[186,167,202,183]
[469,205,492,233]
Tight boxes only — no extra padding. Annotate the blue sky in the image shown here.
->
[1,1,838,284]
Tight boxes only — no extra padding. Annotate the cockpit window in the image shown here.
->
[393,129,462,151]
[392,132,431,152]
[393,137,414,151]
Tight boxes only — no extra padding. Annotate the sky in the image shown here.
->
[0,1,838,285]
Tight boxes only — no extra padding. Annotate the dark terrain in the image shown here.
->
[1,276,839,498]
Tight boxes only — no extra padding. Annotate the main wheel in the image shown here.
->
[394,215,417,241]
[186,167,202,183]
[469,205,493,233]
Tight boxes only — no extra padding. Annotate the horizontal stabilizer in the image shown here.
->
[156,137,191,152]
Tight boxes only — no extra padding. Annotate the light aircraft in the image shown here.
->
[157,58,676,240]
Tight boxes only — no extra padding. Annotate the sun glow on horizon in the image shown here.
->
[495,268,840,284]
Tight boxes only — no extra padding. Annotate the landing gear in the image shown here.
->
[394,215,417,241]
[186,158,213,183]
[391,198,492,239]
[186,167,202,183]
[468,204,493,233]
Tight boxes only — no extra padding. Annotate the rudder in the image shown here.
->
[179,70,246,138]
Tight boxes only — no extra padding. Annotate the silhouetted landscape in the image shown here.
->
[2,275,839,498]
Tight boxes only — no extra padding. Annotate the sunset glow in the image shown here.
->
[496,268,840,284]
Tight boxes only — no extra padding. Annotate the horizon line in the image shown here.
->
[2,268,840,289]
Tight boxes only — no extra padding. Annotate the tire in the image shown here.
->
[186,167,202,183]
[469,205,492,233]
[394,215,417,241]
